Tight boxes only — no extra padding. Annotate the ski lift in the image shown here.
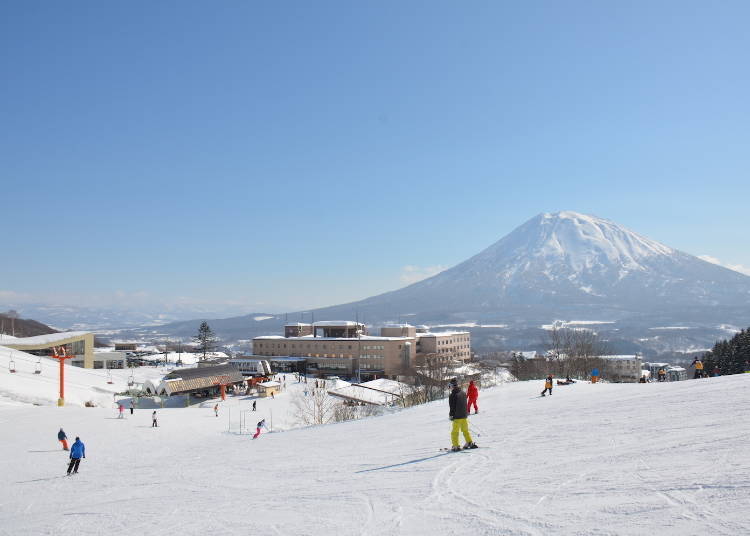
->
[106,369,114,385]
[9,352,16,374]
[34,356,42,374]
[127,369,135,388]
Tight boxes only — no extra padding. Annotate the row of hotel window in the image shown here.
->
[256,343,387,350]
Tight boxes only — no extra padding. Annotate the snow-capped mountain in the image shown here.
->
[360,210,750,317]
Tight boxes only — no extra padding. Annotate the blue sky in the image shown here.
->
[1,1,749,314]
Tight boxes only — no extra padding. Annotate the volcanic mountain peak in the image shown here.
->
[476,211,675,273]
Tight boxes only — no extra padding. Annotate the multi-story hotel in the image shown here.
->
[252,321,471,380]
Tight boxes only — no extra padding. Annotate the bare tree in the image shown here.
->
[291,385,339,425]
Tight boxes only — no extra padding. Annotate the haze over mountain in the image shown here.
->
[115,211,750,356]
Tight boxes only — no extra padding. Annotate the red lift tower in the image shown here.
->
[51,346,74,406]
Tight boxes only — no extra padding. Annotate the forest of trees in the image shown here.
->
[701,327,750,376]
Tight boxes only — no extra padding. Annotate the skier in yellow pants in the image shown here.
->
[448,378,477,452]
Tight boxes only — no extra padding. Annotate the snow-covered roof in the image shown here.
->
[285,323,311,327]
[417,331,470,338]
[0,331,91,346]
[312,321,363,327]
[599,355,641,361]
[259,381,281,388]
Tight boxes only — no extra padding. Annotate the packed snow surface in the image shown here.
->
[2,372,749,535]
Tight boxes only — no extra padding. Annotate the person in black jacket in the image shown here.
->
[448,378,477,452]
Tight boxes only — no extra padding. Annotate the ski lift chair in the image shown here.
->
[106,369,114,385]
[34,356,42,374]
[127,369,135,388]
[8,358,16,373]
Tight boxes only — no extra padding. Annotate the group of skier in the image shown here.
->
[57,428,85,475]
[447,378,479,452]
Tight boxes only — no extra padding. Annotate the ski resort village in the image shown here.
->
[4,2,750,534]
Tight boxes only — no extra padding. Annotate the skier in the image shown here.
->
[118,404,124,419]
[252,400,257,411]
[58,428,69,451]
[214,404,219,417]
[129,400,135,415]
[271,391,274,399]
[690,358,705,379]
[541,375,553,397]
[658,368,667,382]
[448,378,477,452]
[67,437,85,475]
[466,380,479,414]
[253,418,267,439]
[152,410,158,428]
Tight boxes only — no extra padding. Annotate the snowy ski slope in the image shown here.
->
[1,373,748,535]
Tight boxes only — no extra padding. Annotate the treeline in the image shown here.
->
[702,327,750,376]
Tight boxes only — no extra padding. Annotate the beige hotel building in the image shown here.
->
[252,321,471,379]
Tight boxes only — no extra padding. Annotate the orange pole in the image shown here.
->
[220,384,226,401]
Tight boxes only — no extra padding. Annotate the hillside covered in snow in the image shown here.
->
[2,371,748,535]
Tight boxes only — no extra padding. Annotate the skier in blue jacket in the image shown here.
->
[67,437,85,475]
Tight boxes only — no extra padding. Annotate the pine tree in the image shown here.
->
[704,327,750,376]
[193,321,218,361]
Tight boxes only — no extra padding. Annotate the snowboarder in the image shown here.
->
[129,400,135,415]
[448,378,477,452]
[658,368,667,382]
[67,437,85,475]
[253,418,267,439]
[541,375,553,397]
[252,400,257,411]
[152,410,158,428]
[466,380,479,414]
[118,404,124,419]
[690,358,705,379]
[58,428,68,451]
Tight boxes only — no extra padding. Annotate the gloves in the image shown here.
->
[449,416,454,421]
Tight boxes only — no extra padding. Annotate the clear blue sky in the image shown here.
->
[2,1,749,313]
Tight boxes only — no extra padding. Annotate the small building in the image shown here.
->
[257,381,281,398]
[667,366,687,382]
[600,355,643,383]
[93,351,126,369]
[144,364,245,397]
[113,341,139,352]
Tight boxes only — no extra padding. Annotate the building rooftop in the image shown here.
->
[312,321,363,327]
[0,331,91,346]
[254,335,412,341]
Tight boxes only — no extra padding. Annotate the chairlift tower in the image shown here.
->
[51,346,74,406]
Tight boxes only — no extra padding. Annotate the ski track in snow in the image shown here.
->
[1,376,749,535]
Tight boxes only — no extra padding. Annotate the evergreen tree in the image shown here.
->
[193,321,218,361]
[703,327,750,376]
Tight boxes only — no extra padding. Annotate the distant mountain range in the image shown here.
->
[109,211,750,357]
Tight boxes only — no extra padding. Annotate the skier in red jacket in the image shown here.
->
[466,380,479,414]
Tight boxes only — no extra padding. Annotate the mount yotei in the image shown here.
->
[122,212,750,355]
